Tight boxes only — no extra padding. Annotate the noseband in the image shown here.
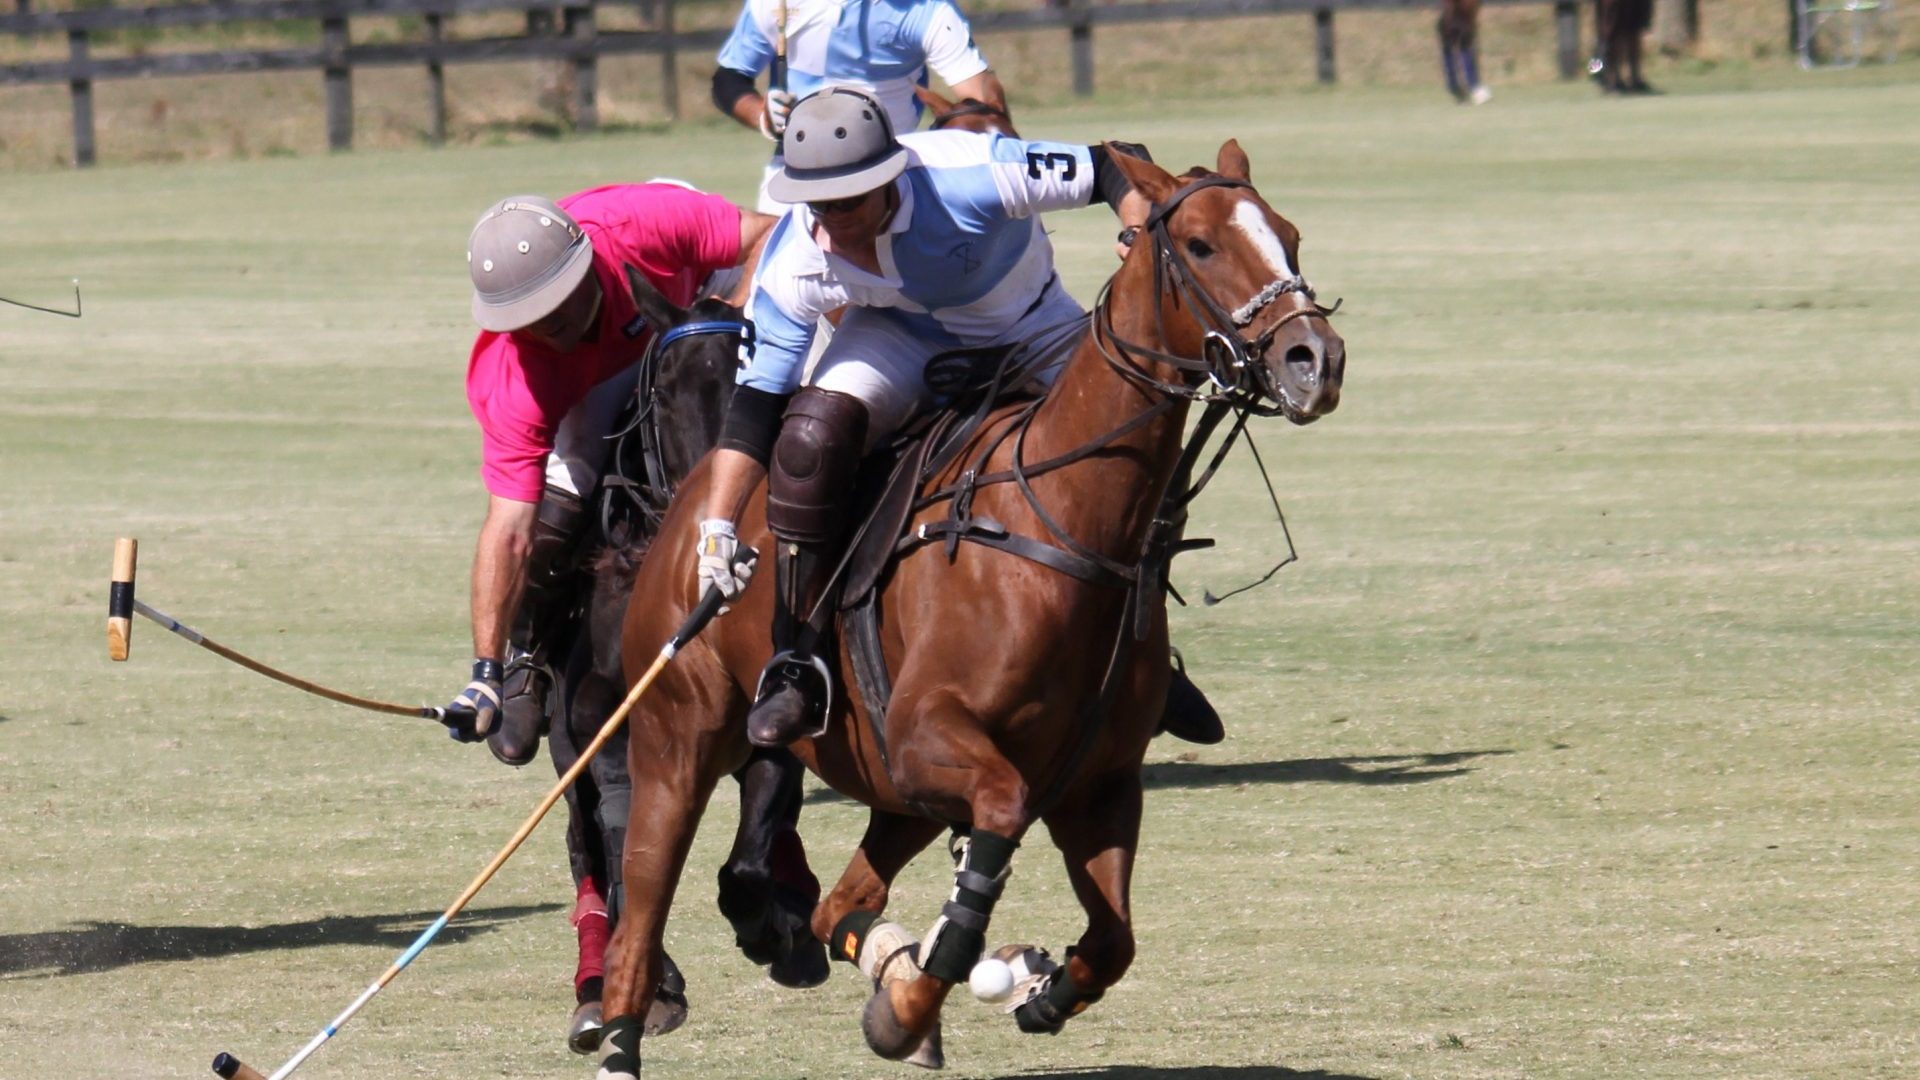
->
[1097,175,1339,416]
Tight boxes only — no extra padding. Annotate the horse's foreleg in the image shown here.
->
[862,701,1033,1061]
[1016,768,1144,1034]
[716,746,828,987]
[598,735,725,1080]
[816,808,945,949]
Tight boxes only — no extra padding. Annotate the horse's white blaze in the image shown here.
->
[1231,200,1297,281]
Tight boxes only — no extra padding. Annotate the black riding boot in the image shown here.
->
[491,487,587,766]
[1157,658,1225,745]
[746,542,837,748]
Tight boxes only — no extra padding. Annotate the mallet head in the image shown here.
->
[109,537,137,661]
[210,1053,265,1080]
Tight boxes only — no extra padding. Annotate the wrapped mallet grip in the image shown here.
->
[109,537,137,661]
[211,1053,265,1080]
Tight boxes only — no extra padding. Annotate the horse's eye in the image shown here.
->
[1185,237,1214,259]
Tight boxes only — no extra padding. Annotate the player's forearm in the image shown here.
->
[470,497,537,660]
[701,448,770,525]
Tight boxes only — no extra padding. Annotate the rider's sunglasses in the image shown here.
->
[808,192,870,216]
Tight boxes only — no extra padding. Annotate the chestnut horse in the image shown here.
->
[594,141,1344,1075]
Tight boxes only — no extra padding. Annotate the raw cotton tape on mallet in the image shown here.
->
[109,537,138,661]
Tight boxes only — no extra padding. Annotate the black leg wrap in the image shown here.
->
[830,909,882,966]
[598,1014,643,1078]
[922,830,1018,984]
[1014,967,1105,1035]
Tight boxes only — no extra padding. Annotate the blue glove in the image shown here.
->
[443,658,504,743]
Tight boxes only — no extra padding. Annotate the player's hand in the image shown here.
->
[442,658,503,742]
[759,89,798,139]
[696,519,757,614]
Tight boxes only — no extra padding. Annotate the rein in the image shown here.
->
[928,99,1014,132]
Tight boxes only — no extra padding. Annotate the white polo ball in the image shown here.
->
[969,957,1016,1003]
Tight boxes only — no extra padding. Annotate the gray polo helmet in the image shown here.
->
[468,195,594,332]
[765,87,911,204]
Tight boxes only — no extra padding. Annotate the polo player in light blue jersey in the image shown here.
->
[711,0,1007,213]
[690,87,1223,749]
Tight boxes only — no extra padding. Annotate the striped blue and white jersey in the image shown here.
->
[740,130,1098,395]
[716,0,990,137]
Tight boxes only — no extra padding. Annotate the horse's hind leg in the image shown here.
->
[715,747,829,987]
[1015,767,1144,1034]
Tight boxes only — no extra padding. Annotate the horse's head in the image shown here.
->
[624,268,748,485]
[915,85,1019,137]
[1106,141,1343,424]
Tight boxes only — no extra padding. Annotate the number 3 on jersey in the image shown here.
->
[1026,151,1078,180]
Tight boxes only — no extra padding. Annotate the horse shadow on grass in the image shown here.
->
[0,902,562,979]
[805,749,1512,805]
[1142,749,1513,790]
[1005,1065,1383,1080]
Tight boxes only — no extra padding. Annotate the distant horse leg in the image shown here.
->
[546,657,614,1052]
[715,747,829,987]
[1015,768,1144,1034]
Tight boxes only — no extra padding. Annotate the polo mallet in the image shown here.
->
[107,537,443,721]
[770,0,788,90]
[212,578,735,1080]
[1,278,83,317]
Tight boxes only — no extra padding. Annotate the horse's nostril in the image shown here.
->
[1284,344,1319,383]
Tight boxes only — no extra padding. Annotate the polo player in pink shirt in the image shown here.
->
[450,184,764,757]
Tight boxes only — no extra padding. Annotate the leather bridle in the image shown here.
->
[1095,175,1339,419]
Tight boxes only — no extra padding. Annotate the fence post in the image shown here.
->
[564,4,597,131]
[322,14,352,150]
[1313,8,1335,84]
[1068,0,1093,97]
[659,0,680,120]
[1554,0,1580,78]
[425,11,446,145]
[67,27,95,167]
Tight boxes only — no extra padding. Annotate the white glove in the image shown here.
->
[697,519,757,613]
[759,89,798,139]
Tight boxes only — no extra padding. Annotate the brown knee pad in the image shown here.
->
[768,388,868,546]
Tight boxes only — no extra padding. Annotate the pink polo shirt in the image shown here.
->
[465,183,742,502]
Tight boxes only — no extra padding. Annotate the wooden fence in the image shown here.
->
[2,0,1588,168]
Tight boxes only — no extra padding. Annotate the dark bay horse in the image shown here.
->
[592,141,1344,1075]
[547,255,826,1053]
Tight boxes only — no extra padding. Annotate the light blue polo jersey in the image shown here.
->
[716,0,990,137]
[740,130,1099,394]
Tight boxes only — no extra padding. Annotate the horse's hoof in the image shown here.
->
[903,1024,945,1070]
[645,981,689,1037]
[861,987,928,1063]
[768,935,830,989]
[567,999,604,1055]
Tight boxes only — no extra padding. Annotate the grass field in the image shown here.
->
[3,71,1918,1080]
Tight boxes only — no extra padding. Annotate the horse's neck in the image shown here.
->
[1018,272,1195,554]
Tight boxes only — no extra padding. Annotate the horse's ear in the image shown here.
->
[1105,143,1179,205]
[915,85,956,116]
[624,264,686,334]
[1216,139,1251,182]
